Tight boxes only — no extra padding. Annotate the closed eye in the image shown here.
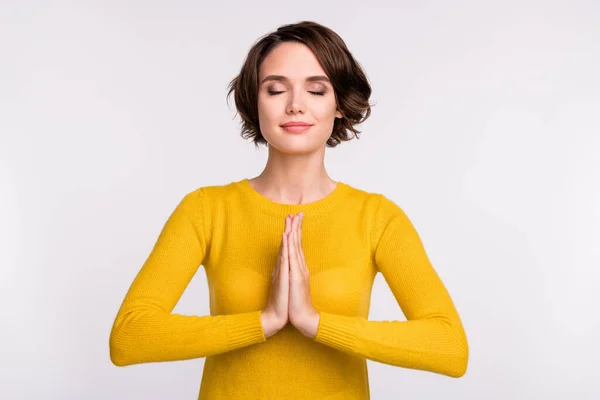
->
[267,90,326,96]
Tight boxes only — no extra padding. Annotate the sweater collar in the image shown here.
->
[234,178,352,217]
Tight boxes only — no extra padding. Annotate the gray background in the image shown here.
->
[1,0,598,398]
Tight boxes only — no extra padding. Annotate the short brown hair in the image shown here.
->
[226,21,373,148]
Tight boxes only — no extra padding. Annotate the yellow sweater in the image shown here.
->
[109,178,468,399]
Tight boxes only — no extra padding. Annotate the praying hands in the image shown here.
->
[260,212,320,339]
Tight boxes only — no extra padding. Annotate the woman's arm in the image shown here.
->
[313,195,468,378]
[109,190,266,367]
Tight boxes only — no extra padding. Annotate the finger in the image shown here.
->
[292,214,300,250]
[273,262,279,282]
[294,214,307,273]
[292,231,301,272]
[287,229,293,258]
[274,234,285,281]
[284,216,293,263]
[278,226,285,260]
[282,232,289,264]
[298,213,306,264]
[288,233,299,284]
[287,231,297,275]
[298,212,304,247]
[278,217,287,276]
[282,233,290,281]
[281,235,290,284]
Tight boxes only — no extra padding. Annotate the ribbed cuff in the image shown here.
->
[314,312,358,354]
[225,310,266,351]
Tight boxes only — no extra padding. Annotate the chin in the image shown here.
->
[269,138,323,154]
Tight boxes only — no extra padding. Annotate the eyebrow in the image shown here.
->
[260,75,331,84]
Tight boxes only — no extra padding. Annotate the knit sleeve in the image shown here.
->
[109,189,265,367]
[313,194,468,378]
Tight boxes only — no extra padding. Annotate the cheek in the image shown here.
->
[257,95,281,120]
[257,97,284,136]
[257,99,273,127]
[311,98,338,121]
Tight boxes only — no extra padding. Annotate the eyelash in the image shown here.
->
[267,90,326,96]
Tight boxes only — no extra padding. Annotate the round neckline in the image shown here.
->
[235,178,351,216]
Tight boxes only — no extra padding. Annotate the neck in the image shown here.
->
[249,146,337,205]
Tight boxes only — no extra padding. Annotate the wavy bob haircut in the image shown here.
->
[227,21,373,148]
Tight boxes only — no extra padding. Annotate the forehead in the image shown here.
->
[259,42,327,80]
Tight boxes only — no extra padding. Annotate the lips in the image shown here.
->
[280,122,313,133]
[281,122,312,127]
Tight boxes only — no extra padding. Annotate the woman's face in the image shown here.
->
[257,41,342,153]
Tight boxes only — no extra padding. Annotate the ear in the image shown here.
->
[335,109,343,119]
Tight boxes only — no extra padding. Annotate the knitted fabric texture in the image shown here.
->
[109,178,468,399]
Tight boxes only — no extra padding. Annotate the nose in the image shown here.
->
[286,90,305,114]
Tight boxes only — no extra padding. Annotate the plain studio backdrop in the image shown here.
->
[1,1,598,399]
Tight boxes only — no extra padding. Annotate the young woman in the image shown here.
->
[109,20,469,399]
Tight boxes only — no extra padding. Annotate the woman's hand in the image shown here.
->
[260,215,293,338]
[287,212,320,338]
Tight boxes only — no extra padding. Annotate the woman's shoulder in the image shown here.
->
[341,181,403,211]
[184,181,229,197]
[181,178,249,207]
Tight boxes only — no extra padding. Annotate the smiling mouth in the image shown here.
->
[281,124,312,133]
